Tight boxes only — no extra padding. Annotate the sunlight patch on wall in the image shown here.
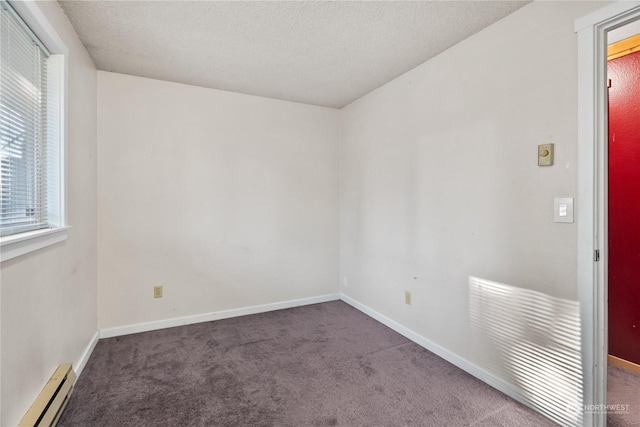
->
[468,276,583,426]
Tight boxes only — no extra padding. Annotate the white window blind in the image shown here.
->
[1,0,59,237]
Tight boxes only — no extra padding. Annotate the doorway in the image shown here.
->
[607,27,640,373]
[606,24,640,427]
[576,3,640,426]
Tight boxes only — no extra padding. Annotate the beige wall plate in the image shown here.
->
[538,143,554,166]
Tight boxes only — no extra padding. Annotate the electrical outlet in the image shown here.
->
[153,285,163,299]
[405,291,412,305]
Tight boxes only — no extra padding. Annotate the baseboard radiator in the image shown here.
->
[19,364,76,427]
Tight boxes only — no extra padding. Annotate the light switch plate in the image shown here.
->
[554,198,574,223]
[538,143,554,166]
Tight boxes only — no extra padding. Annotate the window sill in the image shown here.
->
[0,227,70,263]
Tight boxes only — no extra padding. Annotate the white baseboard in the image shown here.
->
[339,293,531,412]
[75,331,99,377]
[99,293,340,339]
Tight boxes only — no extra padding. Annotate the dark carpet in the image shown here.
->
[59,301,554,426]
[608,365,640,426]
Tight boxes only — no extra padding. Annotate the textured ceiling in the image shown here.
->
[59,1,529,109]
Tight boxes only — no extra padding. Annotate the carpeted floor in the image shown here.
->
[608,365,640,426]
[59,301,555,426]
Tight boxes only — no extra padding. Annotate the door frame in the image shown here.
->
[576,2,640,426]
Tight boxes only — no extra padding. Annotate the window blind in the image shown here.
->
[1,0,51,237]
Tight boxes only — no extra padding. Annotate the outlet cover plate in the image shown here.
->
[153,285,163,298]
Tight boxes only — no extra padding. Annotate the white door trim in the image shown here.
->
[576,2,640,426]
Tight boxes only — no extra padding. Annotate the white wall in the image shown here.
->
[340,0,606,380]
[0,2,97,425]
[97,72,339,329]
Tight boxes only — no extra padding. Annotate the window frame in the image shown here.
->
[0,0,69,262]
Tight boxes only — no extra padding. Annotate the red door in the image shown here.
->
[608,47,640,365]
